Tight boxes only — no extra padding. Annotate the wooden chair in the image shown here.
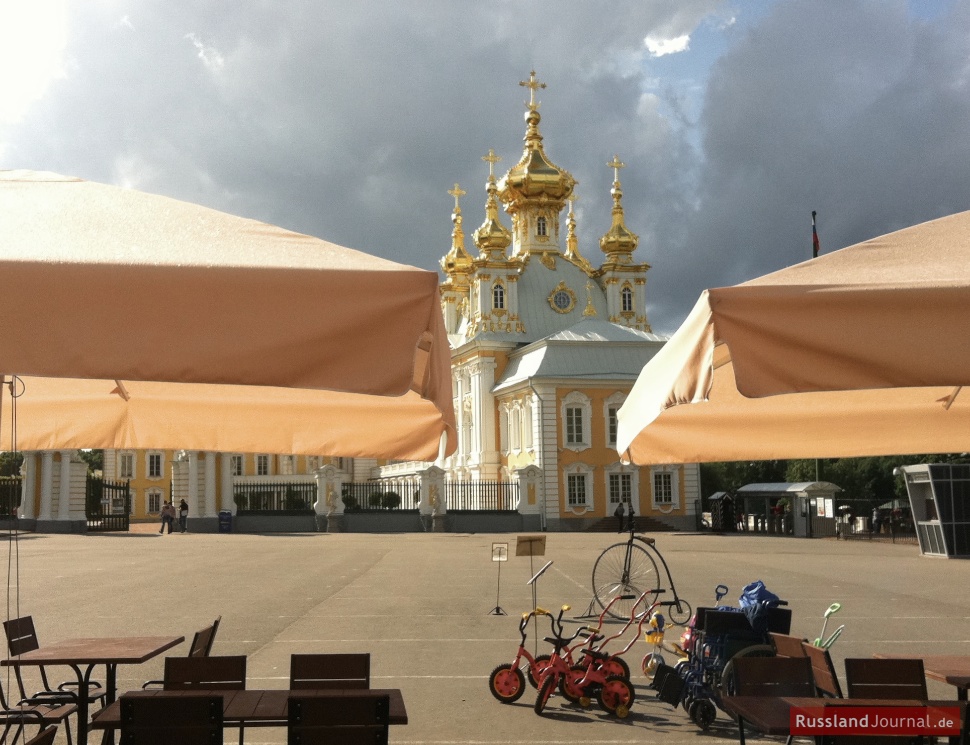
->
[143,616,222,689]
[290,653,371,690]
[769,632,808,658]
[287,693,390,745]
[802,641,843,698]
[0,676,76,745]
[119,693,223,744]
[844,658,927,700]
[727,655,817,698]
[3,616,106,707]
[162,656,246,691]
[188,616,222,658]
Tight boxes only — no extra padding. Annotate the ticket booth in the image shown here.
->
[895,463,970,558]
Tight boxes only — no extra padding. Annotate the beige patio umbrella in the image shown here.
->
[617,209,970,464]
[0,170,456,460]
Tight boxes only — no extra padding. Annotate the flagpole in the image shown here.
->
[813,210,820,482]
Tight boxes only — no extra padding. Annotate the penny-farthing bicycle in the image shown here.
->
[591,525,692,624]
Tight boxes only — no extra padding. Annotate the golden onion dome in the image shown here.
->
[599,155,639,261]
[497,72,576,211]
[473,150,512,256]
[440,183,473,276]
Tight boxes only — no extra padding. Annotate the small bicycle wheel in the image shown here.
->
[534,675,556,715]
[528,654,551,688]
[597,675,635,716]
[641,652,664,676]
[667,598,693,626]
[489,663,526,704]
[592,543,660,620]
[559,666,587,705]
[597,655,630,681]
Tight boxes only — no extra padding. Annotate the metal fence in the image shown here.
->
[445,481,518,511]
[0,476,21,518]
[829,498,918,544]
[342,482,419,512]
[234,482,316,514]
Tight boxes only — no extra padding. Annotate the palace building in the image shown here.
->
[15,74,699,533]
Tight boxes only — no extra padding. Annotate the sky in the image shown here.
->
[1,0,968,335]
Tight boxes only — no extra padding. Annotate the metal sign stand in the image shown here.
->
[488,542,508,615]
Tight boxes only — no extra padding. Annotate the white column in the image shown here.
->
[57,450,72,520]
[38,451,53,520]
[187,451,199,517]
[204,452,217,518]
[20,452,36,519]
[220,454,235,514]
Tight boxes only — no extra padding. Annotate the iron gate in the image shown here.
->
[86,476,131,532]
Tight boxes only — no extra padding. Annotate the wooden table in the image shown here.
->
[874,654,970,701]
[0,635,184,745]
[89,688,408,733]
[721,696,967,745]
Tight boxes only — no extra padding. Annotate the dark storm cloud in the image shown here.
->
[658,0,970,331]
[4,1,968,335]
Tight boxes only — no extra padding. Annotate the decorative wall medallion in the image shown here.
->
[548,281,576,314]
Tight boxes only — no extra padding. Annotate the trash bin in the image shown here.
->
[218,510,232,533]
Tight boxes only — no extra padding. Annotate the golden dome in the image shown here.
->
[440,183,473,277]
[599,155,639,262]
[497,72,576,212]
[473,150,512,256]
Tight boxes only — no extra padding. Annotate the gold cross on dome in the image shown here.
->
[607,155,626,183]
[519,70,546,110]
[482,149,501,178]
[448,183,466,209]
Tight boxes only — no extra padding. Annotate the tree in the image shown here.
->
[0,451,23,477]
[77,449,103,474]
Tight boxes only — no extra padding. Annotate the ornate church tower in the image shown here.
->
[595,156,652,332]
[439,184,473,335]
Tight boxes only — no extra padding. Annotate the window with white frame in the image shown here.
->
[536,216,547,237]
[621,285,634,313]
[256,454,270,476]
[230,455,244,476]
[523,397,534,450]
[279,455,295,475]
[147,489,162,515]
[119,452,134,480]
[651,467,680,510]
[561,392,591,451]
[147,451,163,479]
[567,474,588,508]
[492,282,505,310]
[608,472,632,506]
[510,404,521,451]
[604,392,625,448]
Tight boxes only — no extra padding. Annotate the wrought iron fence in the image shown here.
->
[342,482,419,512]
[828,498,918,544]
[234,482,316,514]
[445,481,518,511]
[0,476,21,518]
[85,476,131,532]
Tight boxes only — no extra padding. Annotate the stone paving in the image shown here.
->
[3,528,969,744]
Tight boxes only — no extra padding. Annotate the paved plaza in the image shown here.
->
[4,528,970,744]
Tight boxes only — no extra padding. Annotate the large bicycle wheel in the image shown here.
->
[592,542,660,620]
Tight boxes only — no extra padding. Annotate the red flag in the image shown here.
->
[812,211,820,258]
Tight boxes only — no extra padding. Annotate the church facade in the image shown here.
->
[415,72,699,531]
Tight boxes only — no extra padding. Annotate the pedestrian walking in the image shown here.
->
[159,501,176,534]
[613,501,625,532]
[178,499,189,533]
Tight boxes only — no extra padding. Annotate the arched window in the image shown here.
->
[536,216,547,237]
[621,285,634,313]
[492,282,505,310]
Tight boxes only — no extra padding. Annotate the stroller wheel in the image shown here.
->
[689,699,717,730]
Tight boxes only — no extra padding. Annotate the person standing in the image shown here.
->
[178,499,189,533]
[626,504,636,533]
[613,501,625,532]
[159,501,176,534]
